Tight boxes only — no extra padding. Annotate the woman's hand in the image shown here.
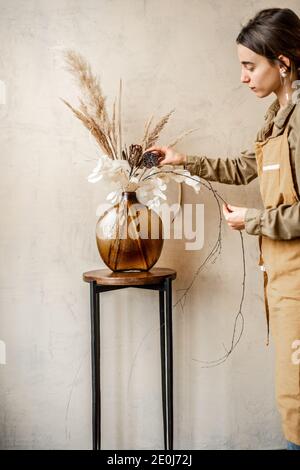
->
[222,204,247,230]
[145,146,187,166]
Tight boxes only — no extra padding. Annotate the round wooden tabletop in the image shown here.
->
[83,267,177,286]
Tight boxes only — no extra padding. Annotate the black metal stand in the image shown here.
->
[89,278,174,450]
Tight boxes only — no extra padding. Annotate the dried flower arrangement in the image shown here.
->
[61,50,247,367]
[61,50,201,209]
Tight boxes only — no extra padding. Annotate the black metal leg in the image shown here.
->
[159,288,167,449]
[89,279,173,450]
[90,281,101,450]
[165,278,173,450]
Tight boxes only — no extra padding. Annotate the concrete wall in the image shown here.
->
[1,0,299,449]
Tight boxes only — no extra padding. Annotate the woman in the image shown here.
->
[149,8,300,450]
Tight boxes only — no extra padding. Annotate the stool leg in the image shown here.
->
[90,281,101,450]
[159,288,167,450]
[165,278,173,450]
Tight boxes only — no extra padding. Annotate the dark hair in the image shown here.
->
[236,8,300,80]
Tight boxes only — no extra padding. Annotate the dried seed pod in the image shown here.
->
[142,151,162,168]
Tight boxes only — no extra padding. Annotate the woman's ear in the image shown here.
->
[277,54,291,70]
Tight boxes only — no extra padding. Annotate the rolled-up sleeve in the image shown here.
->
[184,148,258,185]
[245,204,300,240]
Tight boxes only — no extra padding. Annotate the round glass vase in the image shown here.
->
[96,191,164,272]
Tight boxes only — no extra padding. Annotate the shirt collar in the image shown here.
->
[274,100,296,129]
[264,98,280,121]
[265,98,296,129]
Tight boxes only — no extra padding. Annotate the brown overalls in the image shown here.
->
[255,110,300,445]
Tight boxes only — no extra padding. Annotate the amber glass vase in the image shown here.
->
[96,191,164,272]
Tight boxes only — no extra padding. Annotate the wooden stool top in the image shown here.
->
[83,267,177,286]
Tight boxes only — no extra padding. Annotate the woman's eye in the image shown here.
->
[247,67,255,72]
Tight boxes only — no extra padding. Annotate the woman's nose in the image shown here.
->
[241,71,250,83]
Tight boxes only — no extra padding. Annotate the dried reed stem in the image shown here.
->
[61,98,113,157]
[168,127,201,148]
[144,109,175,149]
[118,79,123,159]
[141,115,154,151]
[63,49,117,158]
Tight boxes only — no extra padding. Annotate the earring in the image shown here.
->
[279,68,291,103]
[280,68,288,78]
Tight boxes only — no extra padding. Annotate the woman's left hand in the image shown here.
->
[222,204,248,230]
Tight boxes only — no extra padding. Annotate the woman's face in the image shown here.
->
[237,44,282,98]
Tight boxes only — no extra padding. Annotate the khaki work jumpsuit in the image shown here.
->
[255,110,300,445]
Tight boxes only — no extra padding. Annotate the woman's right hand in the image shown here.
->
[145,146,187,166]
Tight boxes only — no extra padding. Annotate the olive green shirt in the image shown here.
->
[184,98,300,240]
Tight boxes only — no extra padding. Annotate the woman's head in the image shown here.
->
[236,8,300,98]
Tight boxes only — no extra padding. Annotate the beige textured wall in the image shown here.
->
[1,0,299,450]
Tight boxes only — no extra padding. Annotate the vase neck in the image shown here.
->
[122,191,138,203]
